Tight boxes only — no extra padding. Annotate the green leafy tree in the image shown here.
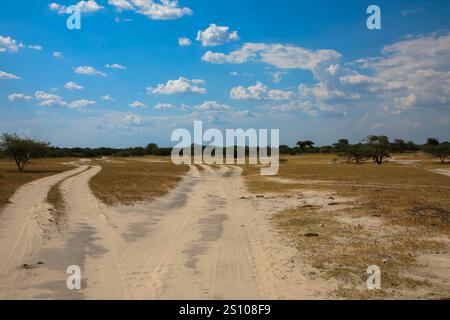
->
[146,143,159,155]
[0,133,50,171]
[365,135,391,164]
[296,140,315,152]
[423,142,450,164]
[426,138,440,146]
[345,144,371,164]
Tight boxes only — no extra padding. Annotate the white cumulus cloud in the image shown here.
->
[64,81,84,90]
[49,1,103,14]
[178,37,191,46]
[154,102,175,109]
[196,24,239,46]
[230,82,294,100]
[0,70,21,80]
[108,0,192,20]
[8,93,33,102]
[69,99,96,109]
[106,63,127,70]
[148,77,206,95]
[194,100,232,111]
[0,35,19,52]
[129,101,147,108]
[101,94,115,101]
[35,91,67,107]
[74,66,106,77]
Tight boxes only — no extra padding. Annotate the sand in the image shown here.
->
[0,163,330,299]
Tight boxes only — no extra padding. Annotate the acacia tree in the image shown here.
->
[365,135,391,164]
[423,142,450,164]
[296,140,315,152]
[0,133,50,171]
[345,144,371,164]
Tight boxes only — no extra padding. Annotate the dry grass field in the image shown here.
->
[89,157,190,206]
[0,158,76,209]
[242,154,450,299]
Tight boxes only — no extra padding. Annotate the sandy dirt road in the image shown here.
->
[0,163,327,299]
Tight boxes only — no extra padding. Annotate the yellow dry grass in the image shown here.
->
[0,158,76,210]
[89,158,189,206]
[46,166,91,228]
[243,153,450,299]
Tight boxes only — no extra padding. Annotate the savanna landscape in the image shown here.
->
[0,132,449,299]
[1,0,450,303]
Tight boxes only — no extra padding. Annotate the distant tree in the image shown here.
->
[296,140,315,152]
[333,138,350,152]
[345,144,371,164]
[423,142,450,164]
[146,143,159,155]
[391,139,407,153]
[279,145,294,155]
[0,133,50,171]
[333,138,351,161]
[426,138,440,146]
[405,140,419,152]
[365,135,391,164]
[156,147,172,156]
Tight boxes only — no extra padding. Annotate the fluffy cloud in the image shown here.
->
[101,94,115,101]
[202,43,341,74]
[196,24,239,46]
[35,91,67,107]
[69,99,96,109]
[64,81,84,90]
[108,0,135,11]
[210,33,450,116]
[74,66,106,76]
[53,51,63,58]
[148,77,206,94]
[108,0,192,20]
[8,93,33,102]
[154,102,175,109]
[0,35,19,52]
[106,63,126,70]
[352,32,450,113]
[49,1,103,14]
[178,37,191,46]
[34,90,96,109]
[0,70,21,79]
[1,36,42,53]
[194,100,232,111]
[129,101,147,108]
[230,82,294,100]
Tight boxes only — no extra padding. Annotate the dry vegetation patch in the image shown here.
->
[243,154,450,298]
[89,158,189,206]
[46,166,91,228]
[0,158,76,210]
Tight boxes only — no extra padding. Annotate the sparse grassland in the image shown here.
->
[0,158,76,209]
[243,153,450,298]
[89,157,189,206]
[46,166,91,228]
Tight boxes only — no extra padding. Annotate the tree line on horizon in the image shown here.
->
[1,133,449,171]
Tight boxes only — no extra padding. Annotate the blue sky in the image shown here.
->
[1,0,450,147]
